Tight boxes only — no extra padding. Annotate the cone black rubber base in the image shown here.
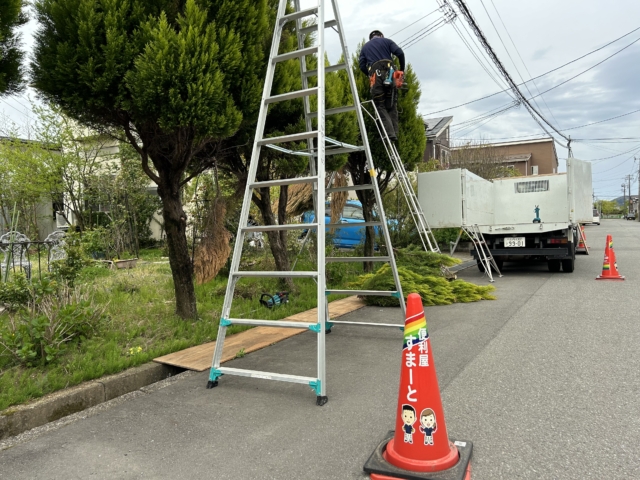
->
[363,431,472,480]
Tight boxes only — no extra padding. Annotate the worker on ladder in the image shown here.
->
[359,30,405,142]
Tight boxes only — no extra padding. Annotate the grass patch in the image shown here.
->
[0,248,363,411]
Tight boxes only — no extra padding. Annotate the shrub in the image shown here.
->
[0,286,107,366]
[50,233,91,286]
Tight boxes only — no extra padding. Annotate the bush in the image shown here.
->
[0,285,107,366]
[50,233,91,286]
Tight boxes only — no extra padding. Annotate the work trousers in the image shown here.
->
[369,60,399,141]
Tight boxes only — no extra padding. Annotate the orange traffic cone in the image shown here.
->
[576,225,588,254]
[364,293,472,480]
[596,235,624,280]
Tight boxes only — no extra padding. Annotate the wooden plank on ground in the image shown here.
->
[154,296,366,372]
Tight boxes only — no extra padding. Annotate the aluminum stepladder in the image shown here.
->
[207,0,405,406]
[361,100,441,254]
[463,224,502,282]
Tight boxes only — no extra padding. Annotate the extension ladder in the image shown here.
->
[361,100,441,254]
[463,224,502,282]
[207,0,405,406]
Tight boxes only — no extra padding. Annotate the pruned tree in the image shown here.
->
[346,45,426,271]
[32,0,274,318]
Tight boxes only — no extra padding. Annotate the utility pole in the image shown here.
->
[622,182,626,217]
[637,157,640,221]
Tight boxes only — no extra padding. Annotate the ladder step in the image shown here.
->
[218,367,316,385]
[257,130,318,146]
[308,105,357,118]
[273,46,318,64]
[304,63,348,77]
[249,175,318,189]
[325,221,382,228]
[326,289,401,297]
[265,87,318,104]
[280,7,318,25]
[322,146,365,156]
[242,223,317,233]
[225,318,315,329]
[326,256,391,263]
[327,184,374,193]
[300,19,338,36]
[233,271,318,278]
[330,320,403,329]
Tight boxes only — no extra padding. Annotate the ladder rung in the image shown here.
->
[233,271,318,278]
[265,87,318,104]
[300,20,338,36]
[273,46,318,63]
[326,289,400,297]
[242,223,317,233]
[327,184,374,193]
[280,7,318,25]
[308,105,357,118]
[322,146,366,156]
[257,131,318,146]
[249,175,318,189]
[326,256,391,263]
[330,320,403,329]
[304,63,348,77]
[218,367,315,385]
[225,318,314,329]
[325,221,381,228]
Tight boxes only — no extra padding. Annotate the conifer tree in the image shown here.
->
[0,0,26,94]
[31,0,272,318]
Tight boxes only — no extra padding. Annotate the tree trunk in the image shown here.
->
[158,178,197,319]
[253,186,293,288]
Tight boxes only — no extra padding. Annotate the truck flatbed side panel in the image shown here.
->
[568,158,593,224]
[417,169,465,228]
[464,170,495,226]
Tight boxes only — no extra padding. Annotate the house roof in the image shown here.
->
[423,116,453,138]
[500,153,531,163]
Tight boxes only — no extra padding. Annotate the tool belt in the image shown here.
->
[368,59,395,99]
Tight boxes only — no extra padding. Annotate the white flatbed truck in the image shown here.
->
[417,158,593,273]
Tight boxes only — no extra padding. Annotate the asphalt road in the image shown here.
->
[1,220,639,479]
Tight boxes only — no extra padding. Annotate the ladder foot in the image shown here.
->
[316,395,329,406]
[325,328,332,334]
[206,380,219,389]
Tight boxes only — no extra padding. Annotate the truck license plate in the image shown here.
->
[504,237,525,247]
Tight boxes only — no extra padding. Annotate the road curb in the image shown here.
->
[0,362,182,441]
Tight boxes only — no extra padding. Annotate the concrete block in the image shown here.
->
[99,363,178,401]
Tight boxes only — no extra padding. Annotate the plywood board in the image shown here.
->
[154,296,366,372]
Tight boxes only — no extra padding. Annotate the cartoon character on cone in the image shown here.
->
[401,405,416,444]
[419,408,437,445]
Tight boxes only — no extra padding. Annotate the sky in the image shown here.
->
[2,0,640,201]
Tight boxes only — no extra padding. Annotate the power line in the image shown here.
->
[389,7,442,37]
[423,24,640,116]
[450,0,571,151]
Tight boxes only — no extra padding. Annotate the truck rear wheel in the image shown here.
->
[548,260,561,272]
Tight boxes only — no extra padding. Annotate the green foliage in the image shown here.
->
[0,273,31,310]
[0,0,26,95]
[349,247,495,307]
[50,233,91,286]
[0,287,107,366]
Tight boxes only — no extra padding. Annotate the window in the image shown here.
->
[514,180,549,193]
[531,165,539,175]
[342,205,364,220]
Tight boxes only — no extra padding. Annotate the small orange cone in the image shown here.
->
[596,235,624,280]
[364,293,472,479]
[576,225,589,254]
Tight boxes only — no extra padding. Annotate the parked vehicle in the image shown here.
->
[625,213,636,220]
[301,200,381,249]
[417,158,593,273]
[592,209,600,225]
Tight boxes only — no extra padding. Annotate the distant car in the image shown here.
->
[301,200,390,249]
[592,209,600,225]
[625,213,636,220]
